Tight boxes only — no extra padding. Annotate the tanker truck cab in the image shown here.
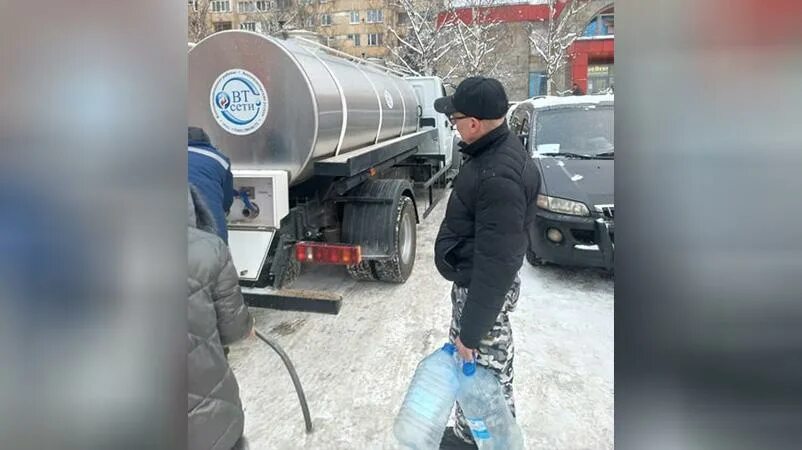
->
[188,32,456,312]
[406,77,455,169]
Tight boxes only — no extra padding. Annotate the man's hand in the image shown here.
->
[455,336,477,362]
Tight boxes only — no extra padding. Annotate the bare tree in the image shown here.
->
[385,0,458,79]
[245,0,309,35]
[435,0,514,88]
[188,0,212,43]
[188,0,331,45]
[452,1,507,81]
[290,0,322,31]
[528,0,590,94]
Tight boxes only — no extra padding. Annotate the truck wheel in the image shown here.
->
[346,260,377,281]
[526,247,544,266]
[373,196,416,283]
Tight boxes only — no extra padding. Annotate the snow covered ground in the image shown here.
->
[228,193,613,449]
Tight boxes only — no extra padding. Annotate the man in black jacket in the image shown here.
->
[433,77,539,447]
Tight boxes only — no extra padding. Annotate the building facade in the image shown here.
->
[190,0,404,60]
[439,1,614,100]
[570,4,614,95]
[313,0,403,59]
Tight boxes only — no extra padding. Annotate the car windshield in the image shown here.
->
[534,105,614,157]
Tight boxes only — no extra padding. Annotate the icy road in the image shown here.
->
[228,193,613,449]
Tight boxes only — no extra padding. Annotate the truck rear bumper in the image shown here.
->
[242,286,342,314]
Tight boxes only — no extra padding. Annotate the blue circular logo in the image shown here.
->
[210,69,268,135]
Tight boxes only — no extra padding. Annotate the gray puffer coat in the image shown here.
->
[188,187,253,450]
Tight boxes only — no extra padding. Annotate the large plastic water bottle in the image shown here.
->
[456,361,524,450]
[394,343,460,449]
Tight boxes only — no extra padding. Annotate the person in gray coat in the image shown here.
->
[188,186,253,450]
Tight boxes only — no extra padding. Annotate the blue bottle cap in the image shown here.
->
[462,361,476,376]
[442,343,457,355]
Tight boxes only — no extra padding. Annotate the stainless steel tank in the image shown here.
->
[188,31,419,185]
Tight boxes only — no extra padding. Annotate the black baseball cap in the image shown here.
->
[434,76,509,120]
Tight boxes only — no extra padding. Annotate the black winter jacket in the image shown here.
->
[434,123,540,348]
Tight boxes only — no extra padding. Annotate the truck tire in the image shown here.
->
[372,196,416,283]
[346,260,377,281]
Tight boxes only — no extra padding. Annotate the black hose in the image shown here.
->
[254,329,314,434]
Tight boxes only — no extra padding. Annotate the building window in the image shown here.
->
[528,72,547,97]
[367,9,384,23]
[347,33,361,47]
[211,1,231,12]
[238,1,255,13]
[188,0,198,12]
[305,16,315,28]
[349,11,359,24]
[587,64,614,94]
[214,21,233,32]
[240,22,257,31]
[321,14,332,26]
[367,33,383,46]
[584,8,614,37]
[255,0,271,11]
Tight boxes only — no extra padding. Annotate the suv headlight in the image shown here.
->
[536,194,590,216]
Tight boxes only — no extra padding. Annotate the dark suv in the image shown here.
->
[509,95,614,270]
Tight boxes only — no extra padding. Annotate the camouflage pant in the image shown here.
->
[448,275,520,444]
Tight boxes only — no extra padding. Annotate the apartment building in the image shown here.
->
[189,0,291,35]
[313,1,404,59]
[191,0,404,60]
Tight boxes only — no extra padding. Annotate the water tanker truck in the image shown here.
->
[188,31,457,311]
